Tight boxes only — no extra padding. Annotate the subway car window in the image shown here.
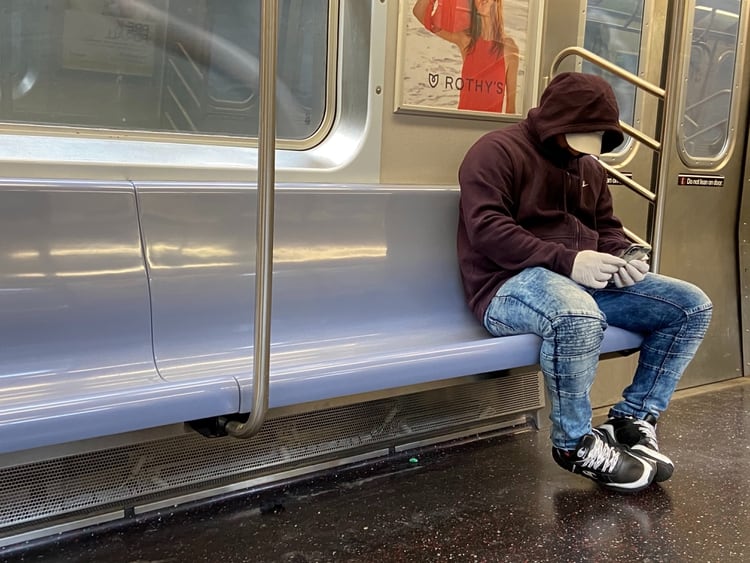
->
[679,1,740,163]
[0,0,330,143]
[583,0,644,153]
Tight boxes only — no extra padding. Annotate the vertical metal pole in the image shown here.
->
[650,0,689,273]
[226,0,277,438]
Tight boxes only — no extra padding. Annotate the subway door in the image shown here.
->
[657,1,749,386]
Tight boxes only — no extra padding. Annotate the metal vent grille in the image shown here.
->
[0,371,541,537]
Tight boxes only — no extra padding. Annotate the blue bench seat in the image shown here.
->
[0,182,644,455]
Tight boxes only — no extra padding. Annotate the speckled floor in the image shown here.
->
[5,379,749,562]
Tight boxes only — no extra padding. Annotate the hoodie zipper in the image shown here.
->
[564,170,582,250]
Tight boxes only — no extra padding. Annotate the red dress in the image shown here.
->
[458,39,507,113]
[424,0,471,32]
[420,1,508,113]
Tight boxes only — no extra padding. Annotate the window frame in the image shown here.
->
[0,0,340,152]
[675,0,747,168]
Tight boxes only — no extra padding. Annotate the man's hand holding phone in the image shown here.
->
[620,244,651,263]
[614,244,651,287]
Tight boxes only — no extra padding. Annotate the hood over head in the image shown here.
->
[527,72,624,154]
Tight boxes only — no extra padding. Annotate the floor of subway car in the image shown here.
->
[5,378,749,563]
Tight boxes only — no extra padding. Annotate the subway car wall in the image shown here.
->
[0,0,748,553]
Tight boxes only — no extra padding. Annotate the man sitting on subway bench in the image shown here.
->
[457,72,712,492]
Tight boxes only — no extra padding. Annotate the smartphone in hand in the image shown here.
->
[620,244,651,263]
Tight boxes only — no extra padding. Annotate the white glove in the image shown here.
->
[571,250,626,289]
[612,259,649,288]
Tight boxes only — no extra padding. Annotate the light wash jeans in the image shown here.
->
[483,267,712,450]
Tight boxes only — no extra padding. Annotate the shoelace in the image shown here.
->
[633,419,659,449]
[580,435,620,473]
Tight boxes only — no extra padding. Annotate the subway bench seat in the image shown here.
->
[0,182,644,454]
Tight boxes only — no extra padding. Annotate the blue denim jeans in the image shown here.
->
[483,267,712,450]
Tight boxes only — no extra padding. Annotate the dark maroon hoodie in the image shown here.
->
[457,72,631,323]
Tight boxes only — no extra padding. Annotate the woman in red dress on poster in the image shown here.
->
[413,0,519,114]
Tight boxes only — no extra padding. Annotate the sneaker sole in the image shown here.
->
[574,455,656,493]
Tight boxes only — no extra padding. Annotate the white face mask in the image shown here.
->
[565,132,605,157]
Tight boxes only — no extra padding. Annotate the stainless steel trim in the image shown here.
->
[650,1,688,272]
[0,511,123,549]
[0,177,133,190]
[225,0,277,438]
[393,416,532,452]
[132,449,390,515]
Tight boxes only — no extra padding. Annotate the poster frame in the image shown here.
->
[393,0,544,121]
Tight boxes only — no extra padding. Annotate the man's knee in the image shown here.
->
[680,281,712,314]
[649,274,712,313]
[685,289,712,337]
[545,313,606,356]
[665,277,713,335]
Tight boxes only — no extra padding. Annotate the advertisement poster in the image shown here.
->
[62,10,157,76]
[396,0,537,119]
[62,0,167,77]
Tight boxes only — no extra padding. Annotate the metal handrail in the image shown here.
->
[597,160,656,202]
[684,118,729,143]
[550,47,665,97]
[686,89,731,114]
[622,227,651,248]
[620,121,661,152]
[225,0,278,439]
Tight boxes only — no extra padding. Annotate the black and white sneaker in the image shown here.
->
[597,414,674,482]
[552,428,656,493]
